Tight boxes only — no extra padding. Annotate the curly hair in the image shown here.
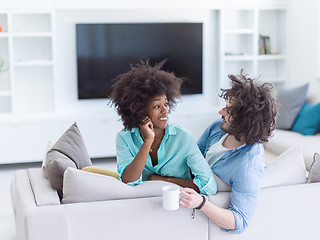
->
[220,69,278,145]
[109,59,183,130]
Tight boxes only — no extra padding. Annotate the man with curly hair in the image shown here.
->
[180,70,277,234]
[109,59,217,195]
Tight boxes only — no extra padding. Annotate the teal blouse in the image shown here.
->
[116,122,217,195]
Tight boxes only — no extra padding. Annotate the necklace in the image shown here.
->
[141,130,164,153]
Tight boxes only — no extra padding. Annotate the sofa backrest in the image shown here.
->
[208,182,320,240]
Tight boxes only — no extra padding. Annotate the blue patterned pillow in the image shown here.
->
[292,103,320,135]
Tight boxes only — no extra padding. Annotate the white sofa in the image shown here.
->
[11,150,320,240]
[264,129,320,170]
[265,87,320,170]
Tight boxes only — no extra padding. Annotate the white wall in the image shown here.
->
[286,0,320,100]
[54,9,220,117]
[1,0,320,162]
[52,8,221,159]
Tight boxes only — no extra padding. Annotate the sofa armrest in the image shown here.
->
[10,170,67,240]
[27,168,60,206]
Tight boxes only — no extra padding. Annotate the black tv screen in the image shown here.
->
[76,23,203,99]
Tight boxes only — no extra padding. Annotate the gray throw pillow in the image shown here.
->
[308,153,320,183]
[276,83,309,129]
[45,122,92,198]
[62,167,178,204]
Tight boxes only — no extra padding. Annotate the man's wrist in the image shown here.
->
[195,195,207,210]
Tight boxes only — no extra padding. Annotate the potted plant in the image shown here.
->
[0,57,7,73]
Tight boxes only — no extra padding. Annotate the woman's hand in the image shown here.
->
[139,116,155,142]
[179,188,204,209]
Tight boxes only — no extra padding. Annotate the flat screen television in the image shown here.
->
[76,23,203,99]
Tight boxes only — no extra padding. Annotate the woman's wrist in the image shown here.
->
[143,138,153,147]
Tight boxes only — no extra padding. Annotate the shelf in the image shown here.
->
[224,33,254,55]
[220,8,287,92]
[0,95,12,113]
[0,11,55,116]
[259,10,286,55]
[0,37,10,93]
[12,13,51,33]
[12,32,53,37]
[222,9,254,29]
[0,90,11,96]
[258,60,286,83]
[0,13,8,33]
[224,55,254,61]
[0,73,10,91]
[14,60,53,66]
[257,54,286,60]
[0,71,11,91]
[224,28,255,34]
[13,37,52,62]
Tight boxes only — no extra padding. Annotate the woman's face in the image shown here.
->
[146,94,169,130]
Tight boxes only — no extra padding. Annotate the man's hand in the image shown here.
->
[179,188,203,209]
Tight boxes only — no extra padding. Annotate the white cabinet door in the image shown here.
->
[62,119,123,159]
[0,122,62,163]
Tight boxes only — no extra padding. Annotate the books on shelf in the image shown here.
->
[259,35,271,55]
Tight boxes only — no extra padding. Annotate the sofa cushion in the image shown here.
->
[292,103,320,135]
[28,168,60,206]
[214,173,231,192]
[208,182,320,240]
[45,123,92,198]
[261,148,307,188]
[62,167,179,204]
[264,129,320,171]
[308,153,320,183]
[276,83,309,130]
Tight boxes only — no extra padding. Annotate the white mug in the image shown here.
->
[162,185,181,210]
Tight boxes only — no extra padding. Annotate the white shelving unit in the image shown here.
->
[219,8,287,91]
[0,10,55,115]
[0,11,11,113]
[0,4,289,164]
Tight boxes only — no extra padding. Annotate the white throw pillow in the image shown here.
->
[62,167,179,204]
[261,148,307,188]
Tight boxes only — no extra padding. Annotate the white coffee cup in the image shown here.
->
[162,185,181,210]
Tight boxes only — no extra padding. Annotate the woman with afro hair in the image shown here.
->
[109,59,217,195]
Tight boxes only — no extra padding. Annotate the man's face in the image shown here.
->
[218,99,234,133]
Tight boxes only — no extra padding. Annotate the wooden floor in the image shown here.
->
[0,158,117,240]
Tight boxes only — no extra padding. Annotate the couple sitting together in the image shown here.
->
[85,59,277,234]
